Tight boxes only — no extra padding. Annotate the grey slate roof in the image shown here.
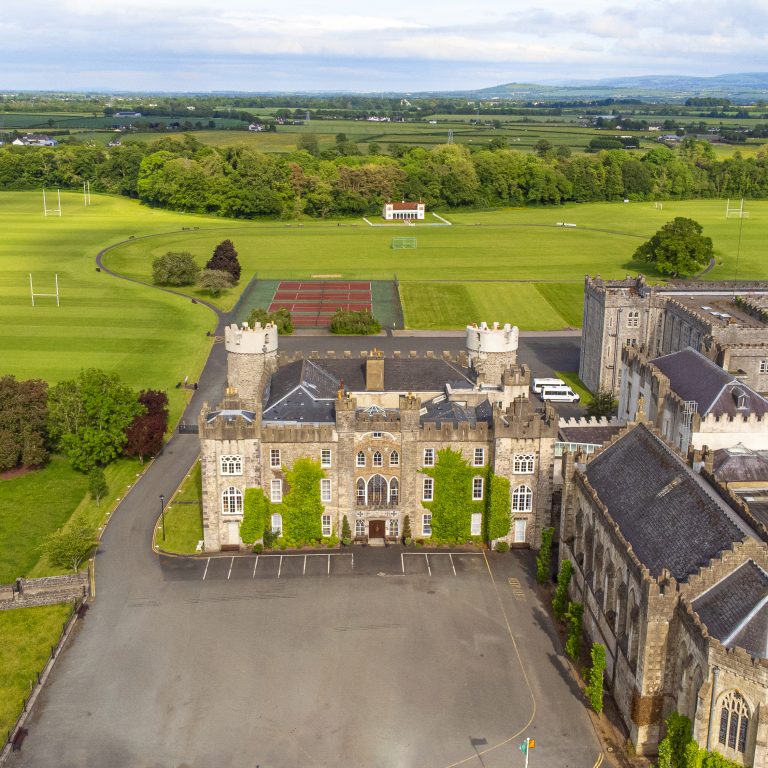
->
[262,357,476,424]
[559,425,623,445]
[692,560,768,659]
[713,445,768,484]
[419,396,493,426]
[651,347,768,418]
[584,423,747,580]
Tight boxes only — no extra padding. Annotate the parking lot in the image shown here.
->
[161,549,488,582]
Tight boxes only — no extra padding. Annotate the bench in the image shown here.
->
[195,540,204,553]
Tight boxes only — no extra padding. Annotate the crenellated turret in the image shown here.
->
[465,321,519,385]
[224,321,279,405]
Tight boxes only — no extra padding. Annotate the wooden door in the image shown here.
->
[369,520,385,538]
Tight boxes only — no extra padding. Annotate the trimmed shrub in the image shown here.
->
[402,514,412,545]
[248,306,293,335]
[341,515,352,546]
[329,308,381,335]
[536,526,555,584]
[586,643,606,713]
[495,541,509,553]
[565,601,583,662]
[552,559,573,621]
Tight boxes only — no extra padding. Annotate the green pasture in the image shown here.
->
[155,461,203,555]
[103,198,768,329]
[0,603,74,738]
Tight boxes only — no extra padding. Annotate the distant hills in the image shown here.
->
[431,73,768,102]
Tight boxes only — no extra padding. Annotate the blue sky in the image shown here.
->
[2,0,767,92]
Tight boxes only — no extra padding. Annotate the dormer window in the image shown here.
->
[733,388,748,409]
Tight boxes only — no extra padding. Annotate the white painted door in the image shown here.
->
[227,521,240,546]
[513,518,527,543]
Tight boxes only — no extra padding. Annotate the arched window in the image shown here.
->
[512,484,532,512]
[616,581,627,638]
[356,451,366,467]
[603,560,615,615]
[388,518,399,537]
[389,477,399,505]
[222,486,243,515]
[627,590,639,668]
[271,512,282,536]
[719,692,750,753]
[367,475,387,506]
[389,450,399,466]
[356,478,366,505]
[373,451,383,467]
[513,453,535,473]
[220,455,242,475]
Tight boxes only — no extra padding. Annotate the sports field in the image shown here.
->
[103,198,768,330]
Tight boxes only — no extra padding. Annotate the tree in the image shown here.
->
[297,133,320,156]
[151,251,200,286]
[48,369,144,472]
[197,268,234,297]
[586,390,617,419]
[341,515,352,546]
[42,515,98,572]
[633,217,713,277]
[205,239,241,282]
[0,375,49,471]
[565,601,583,661]
[124,389,168,463]
[402,514,412,545]
[88,467,108,505]
[534,138,553,158]
[248,307,293,335]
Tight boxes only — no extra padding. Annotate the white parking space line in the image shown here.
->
[401,552,405,574]
[202,557,210,581]
[327,554,330,576]
[252,556,259,578]
[351,553,354,571]
[303,555,307,576]
[227,557,234,580]
[449,553,456,576]
[278,555,283,579]
[425,553,432,576]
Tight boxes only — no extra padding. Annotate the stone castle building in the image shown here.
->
[199,321,559,551]
[560,418,768,764]
[579,275,768,396]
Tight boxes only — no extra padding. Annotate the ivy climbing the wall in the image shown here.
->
[420,448,487,544]
[240,487,272,544]
[281,457,325,543]
[485,472,512,541]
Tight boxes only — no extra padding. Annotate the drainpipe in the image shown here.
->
[706,666,720,751]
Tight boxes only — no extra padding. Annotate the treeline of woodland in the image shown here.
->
[1,134,767,218]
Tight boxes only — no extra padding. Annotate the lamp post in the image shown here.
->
[160,494,166,542]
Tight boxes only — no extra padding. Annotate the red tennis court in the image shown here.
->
[268,280,373,328]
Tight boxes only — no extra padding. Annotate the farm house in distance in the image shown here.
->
[382,200,425,221]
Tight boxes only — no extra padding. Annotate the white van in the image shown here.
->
[540,385,580,403]
[532,377,565,394]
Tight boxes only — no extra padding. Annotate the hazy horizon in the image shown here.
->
[2,0,767,92]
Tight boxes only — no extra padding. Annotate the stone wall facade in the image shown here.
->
[0,572,90,610]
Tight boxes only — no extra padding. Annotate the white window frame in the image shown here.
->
[269,448,281,468]
[222,486,243,515]
[321,448,332,468]
[373,450,383,467]
[388,518,399,538]
[471,512,482,536]
[321,514,332,537]
[513,453,535,474]
[627,311,640,328]
[372,431,383,439]
[320,478,332,503]
[422,476,434,501]
[389,450,399,466]
[220,455,242,475]
[473,448,485,466]
[423,448,435,467]
[389,477,399,505]
[356,478,366,505]
[761,360,768,374]
[512,484,532,512]
[355,519,365,537]
[422,513,432,537]
[472,476,484,500]
[271,512,282,536]
[270,479,283,503]
[356,451,366,468]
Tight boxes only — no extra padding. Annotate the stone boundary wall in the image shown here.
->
[0,572,89,611]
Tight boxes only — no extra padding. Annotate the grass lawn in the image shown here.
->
[154,462,203,555]
[0,603,74,739]
[555,371,594,403]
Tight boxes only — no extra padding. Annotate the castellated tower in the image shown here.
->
[465,322,519,385]
[224,321,279,406]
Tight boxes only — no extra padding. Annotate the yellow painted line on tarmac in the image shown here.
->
[441,551,537,768]
[592,752,604,768]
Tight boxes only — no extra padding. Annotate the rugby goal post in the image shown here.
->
[42,188,62,217]
[391,237,417,250]
[726,198,749,218]
[30,273,60,307]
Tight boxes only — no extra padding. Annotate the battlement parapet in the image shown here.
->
[225,322,279,355]
[419,420,490,441]
[465,322,518,354]
[558,416,623,428]
[261,424,335,443]
[276,350,472,368]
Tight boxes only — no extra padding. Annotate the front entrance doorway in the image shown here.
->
[369,520,385,539]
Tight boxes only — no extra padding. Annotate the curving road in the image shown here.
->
[6,248,598,768]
